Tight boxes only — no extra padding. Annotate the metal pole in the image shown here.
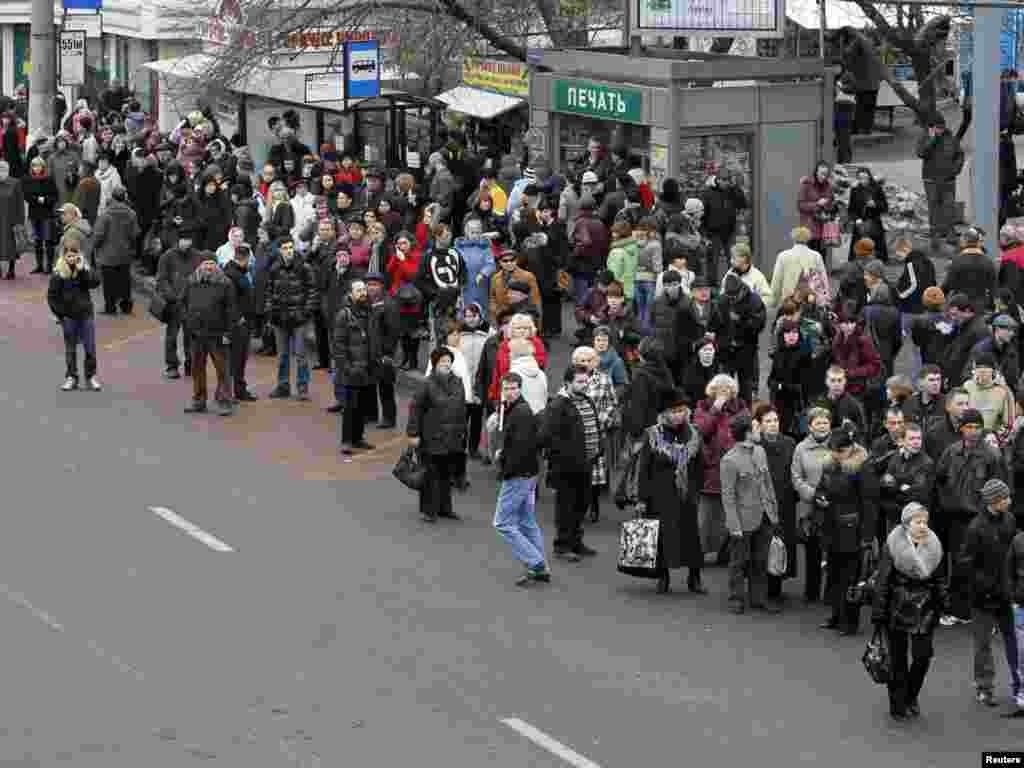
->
[818,0,827,60]
[973,5,1003,259]
[29,0,57,138]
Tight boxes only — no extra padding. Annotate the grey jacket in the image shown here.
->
[93,200,141,268]
[916,131,965,183]
[720,441,778,534]
[429,167,456,224]
[791,434,832,523]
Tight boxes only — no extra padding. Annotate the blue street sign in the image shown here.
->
[346,40,380,99]
[64,0,102,9]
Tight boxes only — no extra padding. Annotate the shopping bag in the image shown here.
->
[767,533,788,577]
[392,446,426,491]
[617,518,660,578]
[862,626,891,685]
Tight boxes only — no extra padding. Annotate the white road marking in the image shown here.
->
[0,582,145,681]
[148,506,235,552]
[500,718,602,768]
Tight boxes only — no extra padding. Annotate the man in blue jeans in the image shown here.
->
[493,372,551,586]
[263,236,319,400]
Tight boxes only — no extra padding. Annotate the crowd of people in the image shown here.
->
[7,87,1024,724]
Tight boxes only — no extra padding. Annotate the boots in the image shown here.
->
[5,261,15,280]
[44,242,55,274]
[31,244,44,274]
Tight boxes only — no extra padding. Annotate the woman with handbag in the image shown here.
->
[634,389,705,594]
[847,168,890,263]
[798,162,837,260]
[388,230,424,370]
[871,502,948,721]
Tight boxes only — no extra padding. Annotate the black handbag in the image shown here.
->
[862,626,891,685]
[392,446,426,491]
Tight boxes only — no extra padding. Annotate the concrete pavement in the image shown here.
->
[0,273,1014,767]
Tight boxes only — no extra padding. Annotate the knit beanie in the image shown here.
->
[901,502,929,526]
[981,478,1011,505]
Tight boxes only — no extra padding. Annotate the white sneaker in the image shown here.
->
[60,376,77,391]
[88,376,102,391]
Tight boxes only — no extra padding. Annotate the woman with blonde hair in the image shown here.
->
[22,155,59,273]
[694,373,749,562]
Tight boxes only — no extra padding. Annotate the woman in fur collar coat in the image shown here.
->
[871,502,949,721]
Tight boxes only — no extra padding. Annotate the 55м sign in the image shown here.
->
[59,30,86,86]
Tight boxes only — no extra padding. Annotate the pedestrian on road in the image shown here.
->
[222,243,257,402]
[959,478,1019,709]
[770,226,828,310]
[407,347,467,523]
[93,185,140,316]
[156,227,201,379]
[798,162,836,258]
[47,239,102,391]
[264,235,319,400]
[334,279,376,455]
[878,421,934,536]
[0,159,25,279]
[22,156,59,275]
[492,372,550,587]
[847,168,889,263]
[364,272,401,429]
[634,388,706,595]
[720,413,781,614]
[753,402,799,592]
[182,256,237,416]
[935,408,1008,624]
[917,113,965,251]
[871,502,948,722]
[543,365,601,562]
[943,228,997,313]
[572,345,619,523]
[792,407,833,603]
[814,425,878,636]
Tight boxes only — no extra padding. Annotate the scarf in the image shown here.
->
[886,524,943,580]
[648,417,702,497]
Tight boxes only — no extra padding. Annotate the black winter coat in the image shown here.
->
[936,440,1008,521]
[233,198,261,247]
[540,392,591,476]
[499,396,540,480]
[960,511,1017,607]
[321,261,360,330]
[369,297,401,363]
[183,270,237,338]
[942,249,997,312]
[650,292,699,368]
[156,247,201,304]
[196,189,233,252]
[332,300,373,387]
[407,372,468,456]
[944,315,991,389]
[222,260,253,317]
[265,256,319,329]
[636,422,704,569]
[762,434,798,578]
[864,287,902,377]
[125,165,163,225]
[47,264,100,319]
[682,358,723,410]
[623,358,675,438]
[879,450,935,525]
[815,446,879,554]
[896,250,936,314]
[700,182,747,240]
[871,545,949,634]
[847,181,889,262]
[718,283,766,352]
[22,174,58,222]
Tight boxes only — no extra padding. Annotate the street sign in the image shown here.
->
[59,30,86,86]
[63,13,102,39]
[552,79,643,124]
[304,71,344,104]
[346,40,381,99]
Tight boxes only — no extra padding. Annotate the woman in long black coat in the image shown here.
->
[752,402,798,587]
[622,337,675,440]
[767,319,813,438]
[847,168,889,262]
[635,390,705,595]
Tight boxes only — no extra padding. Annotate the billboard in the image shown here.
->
[632,0,785,38]
[462,59,529,98]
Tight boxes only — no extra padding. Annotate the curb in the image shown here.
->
[131,266,426,394]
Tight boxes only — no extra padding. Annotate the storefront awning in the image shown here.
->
[435,85,525,121]
[141,53,409,112]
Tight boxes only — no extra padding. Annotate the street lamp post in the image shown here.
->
[29,0,57,138]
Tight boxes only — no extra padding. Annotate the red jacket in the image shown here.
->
[798,176,834,240]
[693,398,749,495]
[831,327,882,395]
[639,182,655,210]
[335,167,364,186]
[487,336,548,403]
[387,246,422,315]
[1002,244,1024,270]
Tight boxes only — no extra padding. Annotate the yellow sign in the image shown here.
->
[462,59,529,98]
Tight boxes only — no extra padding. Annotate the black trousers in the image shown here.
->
[467,403,484,456]
[854,90,879,134]
[315,310,331,369]
[804,532,824,602]
[420,453,460,519]
[101,264,132,312]
[553,470,593,553]
[231,323,250,396]
[947,519,972,620]
[728,346,759,404]
[364,365,397,425]
[164,304,191,370]
[827,550,863,631]
[341,385,370,446]
[401,335,420,370]
[542,295,563,336]
[886,629,934,715]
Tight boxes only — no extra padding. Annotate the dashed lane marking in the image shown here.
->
[500,718,602,768]
[148,506,236,553]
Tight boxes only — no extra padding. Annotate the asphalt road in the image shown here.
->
[0,275,1015,768]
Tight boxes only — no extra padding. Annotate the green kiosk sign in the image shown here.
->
[553,79,643,123]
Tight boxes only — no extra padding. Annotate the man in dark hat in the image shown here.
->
[917,111,966,251]
[943,226,998,313]
[364,271,401,428]
[489,248,541,330]
[333,279,375,455]
[156,224,203,379]
[935,407,1009,623]
[650,268,699,384]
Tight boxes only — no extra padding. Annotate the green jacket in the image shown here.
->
[607,237,641,300]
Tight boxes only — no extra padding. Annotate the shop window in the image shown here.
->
[678,132,754,239]
[558,114,650,178]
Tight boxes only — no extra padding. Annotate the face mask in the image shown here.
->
[698,347,714,366]
[464,315,481,329]
[811,428,830,441]
[665,286,681,299]
[367,285,383,302]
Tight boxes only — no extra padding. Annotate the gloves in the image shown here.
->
[634,501,647,515]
